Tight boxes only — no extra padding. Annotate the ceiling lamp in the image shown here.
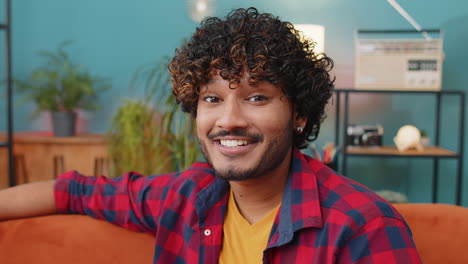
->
[187,0,215,22]
[294,24,326,54]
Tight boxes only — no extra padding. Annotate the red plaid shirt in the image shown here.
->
[55,149,421,263]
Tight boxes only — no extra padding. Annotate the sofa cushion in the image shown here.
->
[0,214,154,264]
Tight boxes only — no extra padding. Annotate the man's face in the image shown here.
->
[196,71,299,181]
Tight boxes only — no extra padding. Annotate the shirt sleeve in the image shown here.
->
[338,216,422,264]
[54,170,169,234]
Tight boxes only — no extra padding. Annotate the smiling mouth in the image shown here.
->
[209,130,263,150]
[219,139,253,147]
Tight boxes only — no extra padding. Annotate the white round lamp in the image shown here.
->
[294,24,325,54]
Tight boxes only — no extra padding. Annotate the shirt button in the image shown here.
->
[204,229,211,236]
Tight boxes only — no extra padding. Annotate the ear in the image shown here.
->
[294,111,307,131]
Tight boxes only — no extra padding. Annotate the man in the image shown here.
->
[0,7,421,263]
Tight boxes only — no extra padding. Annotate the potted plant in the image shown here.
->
[15,41,111,136]
[107,58,202,176]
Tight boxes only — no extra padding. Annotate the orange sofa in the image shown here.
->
[393,203,468,264]
[0,203,467,264]
[0,214,154,264]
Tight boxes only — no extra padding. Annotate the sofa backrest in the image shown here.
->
[1,204,467,264]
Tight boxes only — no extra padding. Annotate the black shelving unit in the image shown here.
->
[1,0,15,187]
[334,89,465,205]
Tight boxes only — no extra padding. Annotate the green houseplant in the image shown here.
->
[107,98,172,175]
[107,58,202,176]
[15,41,111,136]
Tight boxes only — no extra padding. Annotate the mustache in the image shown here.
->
[207,129,264,142]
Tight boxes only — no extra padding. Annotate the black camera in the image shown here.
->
[347,124,383,146]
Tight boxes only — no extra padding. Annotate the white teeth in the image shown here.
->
[219,139,250,147]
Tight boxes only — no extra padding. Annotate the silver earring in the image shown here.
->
[296,126,303,134]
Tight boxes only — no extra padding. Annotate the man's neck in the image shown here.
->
[229,152,292,225]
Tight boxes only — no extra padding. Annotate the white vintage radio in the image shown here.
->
[354,30,444,91]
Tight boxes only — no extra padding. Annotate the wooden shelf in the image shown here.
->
[336,88,465,205]
[346,146,458,158]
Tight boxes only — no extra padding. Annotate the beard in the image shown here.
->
[198,119,294,181]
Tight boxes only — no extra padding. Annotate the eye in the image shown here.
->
[248,95,268,102]
[203,96,221,103]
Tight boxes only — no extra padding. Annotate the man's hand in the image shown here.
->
[0,180,56,221]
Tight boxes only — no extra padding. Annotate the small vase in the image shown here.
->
[51,111,77,137]
[420,136,430,147]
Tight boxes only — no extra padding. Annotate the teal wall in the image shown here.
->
[1,0,467,205]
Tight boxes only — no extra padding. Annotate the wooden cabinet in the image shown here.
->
[0,132,108,189]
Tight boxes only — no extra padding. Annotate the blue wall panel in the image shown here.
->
[4,0,468,205]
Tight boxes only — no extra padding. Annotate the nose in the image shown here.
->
[215,99,248,131]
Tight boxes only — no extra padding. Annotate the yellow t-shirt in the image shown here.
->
[219,190,281,264]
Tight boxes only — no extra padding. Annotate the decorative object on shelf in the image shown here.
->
[50,111,76,137]
[346,124,383,146]
[420,129,430,147]
[187,0,215,22]
[376,190,408,203]
[310,142,340,170]
[394,125,423,152]
[15,41,111,137]
[336,89,465,205]
[107,58,202,176]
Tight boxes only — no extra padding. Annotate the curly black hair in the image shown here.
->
[169,7,334,149]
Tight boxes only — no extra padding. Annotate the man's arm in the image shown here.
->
[0,180,56,221]
[55,171,166,233]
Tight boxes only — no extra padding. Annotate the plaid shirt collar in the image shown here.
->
[194,148,323,247]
